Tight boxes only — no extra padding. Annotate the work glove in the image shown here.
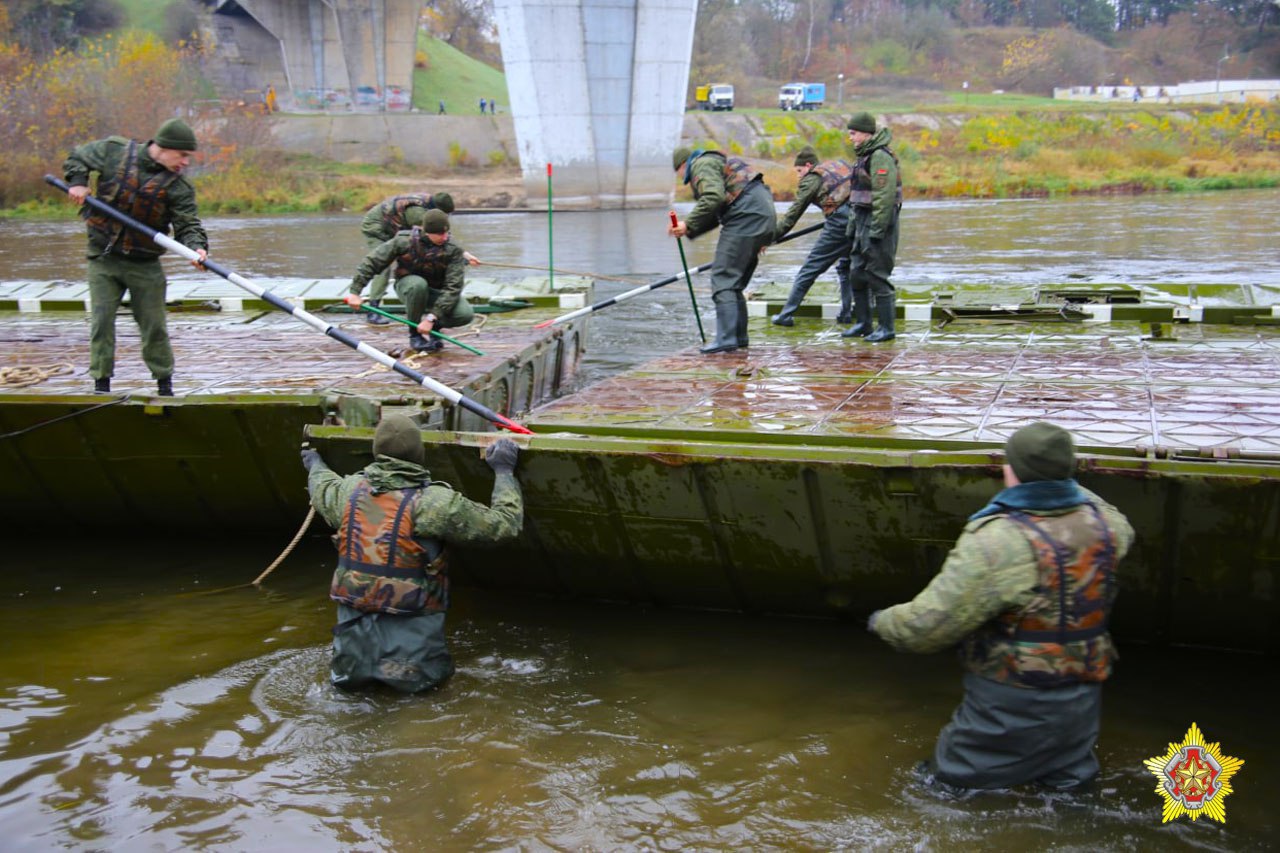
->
[300,446,324,472]
[485,438,519,475]
[867,610,882,633]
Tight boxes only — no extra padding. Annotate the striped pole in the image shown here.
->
[45,175,532,435]
[534,221,824,329]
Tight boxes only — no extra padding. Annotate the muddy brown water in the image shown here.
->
[2,191,1277,849]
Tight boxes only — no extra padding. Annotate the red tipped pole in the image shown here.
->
[670,210,706,343]
[546,163,554,293]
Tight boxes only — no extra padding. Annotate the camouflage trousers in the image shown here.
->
[395,276,475,329]
[932,672,1102,790]
[88,253,173,380]
[331,603,455,694]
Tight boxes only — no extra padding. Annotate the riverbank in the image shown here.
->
[4,102,1277,217]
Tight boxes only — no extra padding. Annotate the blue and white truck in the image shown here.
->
[778,82,825,111]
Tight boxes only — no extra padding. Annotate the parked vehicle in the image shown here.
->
[779,82,825,111]
[695,83,734,111]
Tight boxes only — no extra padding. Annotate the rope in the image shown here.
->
[0,396,130,441]
[1,363,74,388]
[252,505,317,586]
[479,261,647,285]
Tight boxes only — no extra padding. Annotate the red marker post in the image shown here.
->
[546,163,554,293]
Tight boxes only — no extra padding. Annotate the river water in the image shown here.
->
[2,190,1278,849]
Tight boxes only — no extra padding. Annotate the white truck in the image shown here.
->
[778,82,825,111]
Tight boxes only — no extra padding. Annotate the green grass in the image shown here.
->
[114,0,174,36]
[413,36,509,114]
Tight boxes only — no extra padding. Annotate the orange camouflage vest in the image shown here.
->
[849,146,903,208]
[330,480,449,615]
[380,193,437,233]
[813,160,853,216]
[84,139,176,258]
[688,150,759,208]
[960,503,1118,688]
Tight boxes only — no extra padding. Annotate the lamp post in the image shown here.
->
[837,73,844,108]
[1216,45,1230,103]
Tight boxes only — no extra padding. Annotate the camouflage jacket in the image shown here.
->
[774,160,852,241]
[350,231,467,317]
[682,151,759,239]
[872,485,1134,662]
[308,455,522,551]
[360,194,436,241]
[63,136,207,260]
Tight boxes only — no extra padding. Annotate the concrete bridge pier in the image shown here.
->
[494,0,696,209]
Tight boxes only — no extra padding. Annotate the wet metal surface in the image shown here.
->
[530,321,1280,455]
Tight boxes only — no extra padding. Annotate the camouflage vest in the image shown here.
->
[813,160,853,216]
[84,139,176,258]
[380,194,435,233]
[849,146,903,208]
[689,151,759,208]
[330,480,449,615]
[960,503,1118,688]
[393,228,450,284]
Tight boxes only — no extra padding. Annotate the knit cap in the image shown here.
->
[431,192,456,214]
[846,112,876,133]
[793,146,819,167]
[1005,422,1075,482]
[672,147,693,171]
[373,414,425,466]
[155,118,197,151]
[420,209,450,234]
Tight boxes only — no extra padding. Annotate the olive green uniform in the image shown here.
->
[307,454,523,692]
[349,232,474,330]
[63,137,207,382]
[359,199,438,303]
[845,127,901,340]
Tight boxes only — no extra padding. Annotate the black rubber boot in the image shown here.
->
[409,330,432,352]
[842,292,873,338]
[864,293,896,343]
[93,377,110,393]
[701,298,740,354]
[365,299,389,324]
[157,377,174,396]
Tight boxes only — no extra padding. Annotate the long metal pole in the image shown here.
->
[535,221,824,329]
[670,210,706,343]
[45,175,531,435]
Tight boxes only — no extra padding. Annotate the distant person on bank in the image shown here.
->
[347,210,472,353]
[62,119,209,396]
[301,416,523,694]
[359,192,477,325]
[843,112,902,343]
[669,147,775,353]
[869,422,1135,790]
[770,145,855,329]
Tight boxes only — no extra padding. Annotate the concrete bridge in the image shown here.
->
[211,0,696,208]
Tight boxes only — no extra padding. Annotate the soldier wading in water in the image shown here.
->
[869,422,1135,790]
[301,416,523,693]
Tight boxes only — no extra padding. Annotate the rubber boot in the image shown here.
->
[770,282,809,327]
[365,299,389,325]
[157,377,174,396]
[93,377,110,393]
[735,295,750,348]
[700,298,740,354]
[864,293,896,343]
[842,292,873,338]
[409,330,432,352]
[836,279,853,323]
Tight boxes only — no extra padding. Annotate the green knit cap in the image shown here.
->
[420,209,450,234]
[372,414,425,466]
[846,112,876,133]
[155,118,197,151]
[431,192,456,214]
[1005,421,1075,482]
[793,146,819,167]
[672,146,693,171]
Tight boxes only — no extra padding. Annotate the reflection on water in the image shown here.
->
[1,541,1274,850]
[3,192,1278,848]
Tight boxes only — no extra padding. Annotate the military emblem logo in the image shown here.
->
[1143,722,1244,824]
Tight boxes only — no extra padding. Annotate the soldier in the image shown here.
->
[842,112,902,343]
[669,147,775,354]
[301,415,523,694]
[63,118,209,396]
[869,422,1135,790]
[358,191,473,324]
[770,146,855,328]
[346,210,471,353]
